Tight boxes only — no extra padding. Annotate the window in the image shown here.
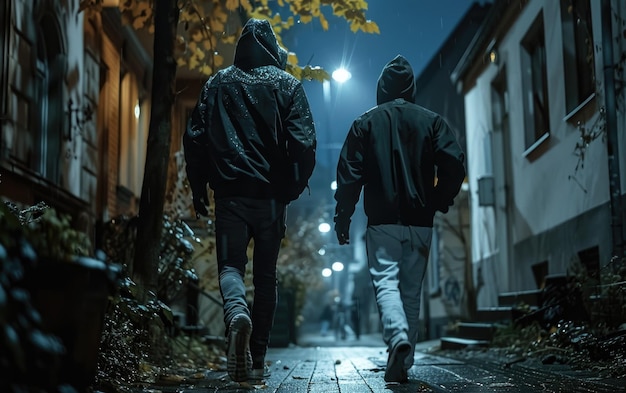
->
[35,14,64,184]
[521,13,550,150]
[118,72,140,195]
[561,0,595,114]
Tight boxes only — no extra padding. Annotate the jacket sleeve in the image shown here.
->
[183,83,212,191]
[432,116,466,213]
[334,120,366,224]
[282,83,316,201]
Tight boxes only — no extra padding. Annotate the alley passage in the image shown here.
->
[127,345,624,393]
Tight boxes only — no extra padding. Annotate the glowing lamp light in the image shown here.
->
[332,68,352,83]
[322,268,332,277]
[331,261,344,272]
[318,222,331,233]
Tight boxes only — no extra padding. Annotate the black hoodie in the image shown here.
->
[184,19,316,203]
[334,55,466,227]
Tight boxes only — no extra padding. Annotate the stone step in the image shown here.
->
[498,289,542,307]
[457,322,497,341]
[440,336,490,350]
[475,306,528,323]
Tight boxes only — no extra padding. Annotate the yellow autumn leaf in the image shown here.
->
[202,40,213,50]
[213,53,224,67]
[221,34,237,45]
[189,41,197,52]
[287,52,299,65]
[210,17,225,33]
[225,0,239,11]
[271,13,283,26]
[319,13,328,31]
[189,55,200,70]
[300,15,312,24]
[132,0,150,18]
[216,5,229,23]
[200,64,213,76]
[191,28,203,42]
[364,20,380,34]
[176,57,187,68]
[195,47,205,60]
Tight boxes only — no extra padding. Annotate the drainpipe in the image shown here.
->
[601,0,624,261]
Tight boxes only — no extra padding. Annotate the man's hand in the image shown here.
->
[334,217,350,245]
[187,168,210,218]
[192,186,209,218]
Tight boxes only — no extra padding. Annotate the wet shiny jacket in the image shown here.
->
[334,55,465,227]
[184,19,316,203]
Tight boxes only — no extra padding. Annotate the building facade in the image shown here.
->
[1,1,158,247]
[452,0,626,307]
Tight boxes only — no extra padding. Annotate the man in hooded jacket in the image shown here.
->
[184,18,316,383]
[333,55,465,383]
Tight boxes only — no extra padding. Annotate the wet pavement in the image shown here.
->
[120,334,625,393]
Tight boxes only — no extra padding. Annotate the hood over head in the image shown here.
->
[234,18,286,70]
[376,55,416,105]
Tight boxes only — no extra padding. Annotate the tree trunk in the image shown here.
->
[132,0,179,299]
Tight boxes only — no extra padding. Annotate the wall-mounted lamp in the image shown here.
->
[485,39,498,64]
[66,98,93,141]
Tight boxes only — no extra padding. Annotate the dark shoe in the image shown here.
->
[226,314,252,382]
[384,340,411,383]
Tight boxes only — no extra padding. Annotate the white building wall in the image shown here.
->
[465,0,614,306]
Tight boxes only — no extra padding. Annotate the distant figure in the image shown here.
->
[184,18,316,384]
[333,55,465,383]
[319,303,333,336]
[350,297,361,340]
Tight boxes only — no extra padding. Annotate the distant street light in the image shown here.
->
[332,261,344,272]
[318,222,331,233]
[322,268,332,277]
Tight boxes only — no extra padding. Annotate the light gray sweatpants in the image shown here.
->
[365,224,432,369]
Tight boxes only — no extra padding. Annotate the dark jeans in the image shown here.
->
[215,196,286,368]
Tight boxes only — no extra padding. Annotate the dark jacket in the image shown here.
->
[334,55,465,227]
[184,19,316,203]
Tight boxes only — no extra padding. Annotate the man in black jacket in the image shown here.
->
[334,55,465,383]
[184,18,316,384]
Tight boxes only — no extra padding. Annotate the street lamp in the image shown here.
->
[318,222,331,233]
[332,68,352,83]
[332,261,344,272]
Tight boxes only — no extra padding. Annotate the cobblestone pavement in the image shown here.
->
[124,336,625,393]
